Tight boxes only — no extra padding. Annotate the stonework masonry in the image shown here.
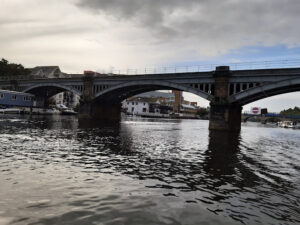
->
[209,66,242,131]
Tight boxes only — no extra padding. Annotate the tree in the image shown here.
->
[0,58,30,76]
[280,107,300,115]
[197,107,209,117]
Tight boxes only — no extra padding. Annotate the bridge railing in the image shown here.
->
[0,75,44,81]
[1,59,300,80]
[107,58,300,75]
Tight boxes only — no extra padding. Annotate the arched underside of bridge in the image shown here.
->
[93,80,213,103]
[79,80,213,120]
[23,83,81,98]
[229,78,300,105]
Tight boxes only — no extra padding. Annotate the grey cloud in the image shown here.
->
[76,0,199,18]
[76,0,300,46]
[76,0,201,39]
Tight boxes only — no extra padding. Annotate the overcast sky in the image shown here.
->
[1,0,300,111]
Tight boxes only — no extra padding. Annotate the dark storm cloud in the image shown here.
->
[75,0,300,45]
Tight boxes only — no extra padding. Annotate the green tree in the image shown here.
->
[196,107,209,117]
[280,107,300,115]
[0,58,30,76]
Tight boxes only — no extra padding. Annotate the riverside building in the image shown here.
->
[122,91,200,118]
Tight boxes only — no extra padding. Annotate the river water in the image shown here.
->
[0,115,299,225]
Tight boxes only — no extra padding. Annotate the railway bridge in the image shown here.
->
[1,66,300,131]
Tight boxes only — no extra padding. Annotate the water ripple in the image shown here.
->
[0,115,299,225]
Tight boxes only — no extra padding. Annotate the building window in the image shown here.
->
[132,102,134,105]
[12,95,17,100]
[24,96,31,101]
[142,108,147,112]
[143,103,146,106]
[0,94,4,99]
[131,107,134,112]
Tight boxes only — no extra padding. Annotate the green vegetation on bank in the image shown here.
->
[0,58,30,76]
[280,106,300,115]
[197,107,209,118]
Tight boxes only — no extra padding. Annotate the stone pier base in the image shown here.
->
[79,101,121,121]
[209,103,242,132]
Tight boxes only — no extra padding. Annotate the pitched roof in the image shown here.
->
[135,91,174,98]
[182,104,197,109]
[127,97,158,103]
[29,66,60,76]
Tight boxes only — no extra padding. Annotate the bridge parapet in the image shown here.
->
[84,59,300,75]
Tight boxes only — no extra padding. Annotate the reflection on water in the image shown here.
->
[0,115,299,225]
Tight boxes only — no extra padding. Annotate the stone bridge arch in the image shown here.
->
[80,80,213,120]
[93,80,213,103]
[22,83,81,108]
[23,83,81,97]
[229,77,300,105]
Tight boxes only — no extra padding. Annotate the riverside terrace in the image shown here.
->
[0,65,300,131]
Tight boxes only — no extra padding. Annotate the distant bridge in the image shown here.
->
[0,65,300,131]
[242,113,300,123]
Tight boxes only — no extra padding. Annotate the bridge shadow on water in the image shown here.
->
[72,119,298,224]
[74,119,262,197]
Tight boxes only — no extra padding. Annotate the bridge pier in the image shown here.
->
[78,74,121,121]
[79,101,121,121]
[209,66,242,132]
[209,103,242,131]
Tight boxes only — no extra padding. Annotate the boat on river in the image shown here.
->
[36,108,60,115]
[277,121,299,129]
[0,108,25,114]
[56,104,77,115]
[61,108,77,115]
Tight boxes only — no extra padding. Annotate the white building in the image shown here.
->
[51,91,80,108]
[122,91,201,119]
[122,98,173,118]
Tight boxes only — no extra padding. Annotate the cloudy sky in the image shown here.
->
[1,0,300,111]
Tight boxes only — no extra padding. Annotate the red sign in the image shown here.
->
[251,107,261,114]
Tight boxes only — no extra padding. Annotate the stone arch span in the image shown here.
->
[23,83,81,97]
[93,80,213,103]
[229,77,300,105]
